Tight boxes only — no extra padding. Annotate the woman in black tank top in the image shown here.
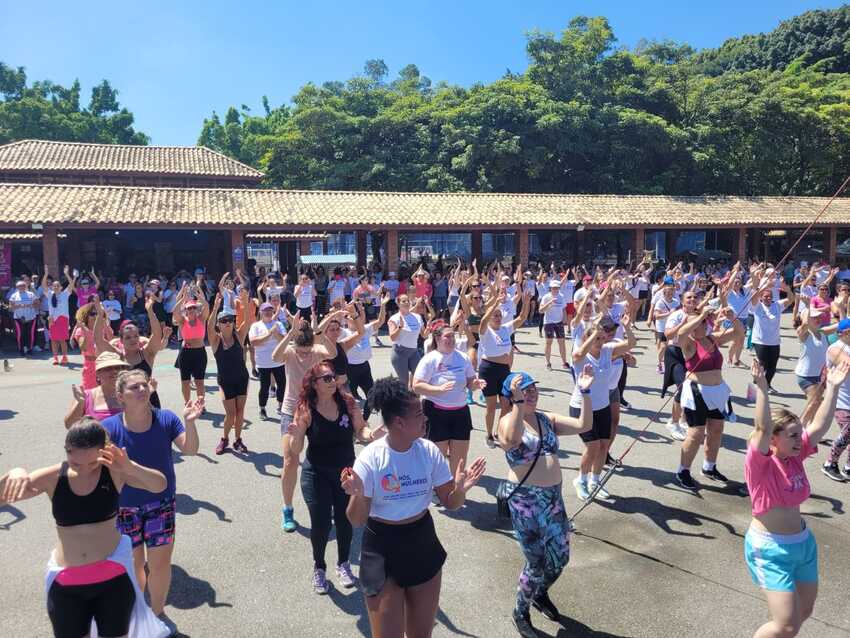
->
[209,294,252,455]
[0,419,166,638]
[287,362,384,594]
[317,306,365,391]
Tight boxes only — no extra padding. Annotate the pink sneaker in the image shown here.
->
[215,437,228,455]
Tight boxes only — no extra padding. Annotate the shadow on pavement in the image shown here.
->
[538,615,637,638]
[175,493,232,523]
[167,563,232,611]
[0,409,19,420]
[436,607,479,637]
[241,450,282,478]
[0,505,26,530]
[326,585,371,637]
[593,493,742,539]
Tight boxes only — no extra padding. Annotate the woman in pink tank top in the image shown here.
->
[743,357,849,638]
[64,352,129,427]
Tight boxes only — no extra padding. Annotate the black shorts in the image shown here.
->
[571,404,613,442]
[479,359,511,398]
[176,346,208,381]
[218,374,249,400]
[544,322,565,339]
[296,306,313,322]
[638,289,649,300]
[47,572,135,638]
[359,511,446,597]
[683,384,725,427]
[424,400,473,442]
[656,331,667,343]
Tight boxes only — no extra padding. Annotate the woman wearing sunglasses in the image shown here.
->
[288,362,384,594]
[208,294,252,455]
[342,376,486,638]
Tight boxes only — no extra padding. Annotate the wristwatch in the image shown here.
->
[512,399,525,404]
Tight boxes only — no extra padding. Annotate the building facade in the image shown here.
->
[1,139,848,283]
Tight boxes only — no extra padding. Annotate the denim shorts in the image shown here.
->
[796,375,821,391]
[744,525,817,592]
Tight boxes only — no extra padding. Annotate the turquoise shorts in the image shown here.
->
[744,525,818,592]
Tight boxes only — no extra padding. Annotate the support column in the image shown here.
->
[752,229,763,262]
[356,230,367,269]
[666,230,679,261]
[633,228,645,265]
[517,228,529,267]
[576,229,586,265]
[736,227,747,263]
[386,229,399,273]
[471,231,483,265]
[229,229,245,273]
[299,239,311,258]
[828,226,837,265]
[42,226,59,276]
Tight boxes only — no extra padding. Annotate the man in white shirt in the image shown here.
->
[9,280,40,355]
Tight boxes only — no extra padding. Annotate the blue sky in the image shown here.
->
[2,1,846,145]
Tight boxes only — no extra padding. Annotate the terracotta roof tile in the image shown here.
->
[0,183,847,228]
[0,140,263,179]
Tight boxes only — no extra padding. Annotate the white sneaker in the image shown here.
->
[665,420,686,441]
[587,481,610,499]
[573,476,590,501]
[727,412,737,423]
[32,345,42,352]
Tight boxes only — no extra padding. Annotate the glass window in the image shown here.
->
[588,230,633,265]
[398,232,471,264]
[483,232,515,261]
[529,230,576,264]
[326,232,355,256]
[645,231,666,262]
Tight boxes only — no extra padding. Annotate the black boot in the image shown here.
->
[531,589,560,621]
[512,609,537,637]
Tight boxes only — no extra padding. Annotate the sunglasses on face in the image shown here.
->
[472,296,483,300]
[318,373,336,384]
[218,317,234,324]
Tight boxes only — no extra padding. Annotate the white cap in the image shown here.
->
[550,280,561,288]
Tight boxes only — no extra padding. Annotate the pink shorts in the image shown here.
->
[49,315,70,341]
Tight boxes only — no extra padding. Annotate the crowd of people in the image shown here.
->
[2,252,850,638]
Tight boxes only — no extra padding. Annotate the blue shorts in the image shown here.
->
[796,375,821,391]
[744,525,818,592]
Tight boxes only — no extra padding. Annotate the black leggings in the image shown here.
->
[618,361,628,399]
[301,462,352,570]
[258,365,285,408]
[48,573,135,638]
[347,361,374,420]
[753,343,781,386]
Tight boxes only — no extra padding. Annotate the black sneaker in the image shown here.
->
[701,466,728,483]
[531,590,559,621]
[676,469,699,490]
[842,466,850,480]
[821,464,846,482]
[620,398,631,410]
[512,610,537,638]
[259,407,268,420]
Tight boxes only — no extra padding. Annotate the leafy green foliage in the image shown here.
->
[0,63,148,145]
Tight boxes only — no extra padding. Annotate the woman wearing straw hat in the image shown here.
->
[64,351,129,427]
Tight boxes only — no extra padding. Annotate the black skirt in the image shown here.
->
[359,511,446,596]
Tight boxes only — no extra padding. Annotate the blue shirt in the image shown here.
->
[101,409,185,508]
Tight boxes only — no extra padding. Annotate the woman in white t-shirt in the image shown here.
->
[388,294,427,386]
[750,280,795,390]
[41,266,77,365]
[295,273,317,321]
[413,322,487,476]
[341,377,486,638]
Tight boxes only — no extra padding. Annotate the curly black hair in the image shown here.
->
[367,377,418,426]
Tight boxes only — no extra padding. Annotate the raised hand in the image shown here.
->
[340,467,364,496]
[98,444,131,473]
[1,468,36,503]
[455,456,486,493]
[827,359,850,387]
[437,380,455,393]
[183,398,203,422]
[577,363,595,392]
[471,378,487,391]
[71,384,86,404]
[751,358,768,388]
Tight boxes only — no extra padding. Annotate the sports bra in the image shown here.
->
[181,318,206,341]
[52,463,119,527]
[504,412,559,469]
[83,389,123,421]
[328,342,349,376]
[685,337,723,372]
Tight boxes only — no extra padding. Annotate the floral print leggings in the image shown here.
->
[507,482,571,615]
[828,410,850,467]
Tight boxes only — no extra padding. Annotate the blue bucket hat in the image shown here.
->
[501,372,536,398]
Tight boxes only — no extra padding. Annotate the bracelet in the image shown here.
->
[580,388,591,394]
[512,399,525,404]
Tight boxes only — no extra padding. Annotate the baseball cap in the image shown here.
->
[599,316,618,332]
[259,302,274,311]
[549,280,561,288]
[184,300,201,309]
[501,372,537,397]
[663,276,675,285]
[217,310,236,321]
[582,275,593,282]
[838,318,850,333]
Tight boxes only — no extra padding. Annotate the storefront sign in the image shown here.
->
[0,242,11,287]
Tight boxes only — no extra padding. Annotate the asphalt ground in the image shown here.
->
[1,316,849,638]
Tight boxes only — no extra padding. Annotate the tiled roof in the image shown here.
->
[0,140,263,179]
[0,183,847,228]
[0,232,67,240]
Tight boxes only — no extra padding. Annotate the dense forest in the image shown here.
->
[196,5,850,196]
[1,6,848,196]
